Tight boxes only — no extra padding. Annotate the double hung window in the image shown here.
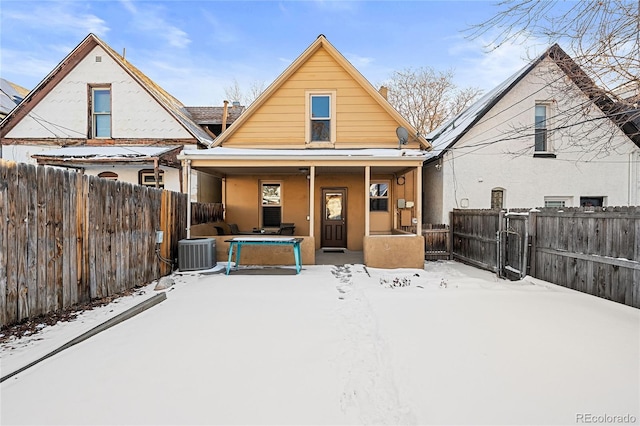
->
[91,86,111,138]
[261,182,282,227]
[369,182,389,212]
[534,104,548,152]
[306,91,336,144]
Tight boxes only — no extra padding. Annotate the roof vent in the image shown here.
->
[95,56,102,63]
[232,101,240,107]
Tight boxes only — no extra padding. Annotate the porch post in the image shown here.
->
[416,165,423,235]
[365,165,370,236]
[309,166,315,238]
[186,159,192,239]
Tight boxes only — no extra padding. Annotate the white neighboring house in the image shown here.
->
[423,44,640,225]
[0,33,241,197]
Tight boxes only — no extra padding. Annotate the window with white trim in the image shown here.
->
[580,196,604,207]
[261,182,282,227]
[544,196,572,208]
[369,182,389,211]
[91,86,111,138]
[534,104,548,152]
[306,91,336,144]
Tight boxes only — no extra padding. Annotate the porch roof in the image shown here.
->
[32,146,182,168]
[179,147,428,175]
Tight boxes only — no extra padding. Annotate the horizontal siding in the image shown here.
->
[226,45,404,148]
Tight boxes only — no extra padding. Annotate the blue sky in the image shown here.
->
[0,0,552,106]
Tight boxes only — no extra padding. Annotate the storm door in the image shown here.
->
[321,188,347,248]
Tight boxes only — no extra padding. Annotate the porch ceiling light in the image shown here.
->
[298,167,309,173]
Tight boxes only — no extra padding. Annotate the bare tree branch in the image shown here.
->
[383,67,483,136]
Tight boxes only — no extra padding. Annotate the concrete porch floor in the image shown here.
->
[314,249,363,265]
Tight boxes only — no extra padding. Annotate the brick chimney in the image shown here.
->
[378,86,388,100]
[222,100,229,131]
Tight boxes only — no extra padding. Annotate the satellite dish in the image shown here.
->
[396,126,409,147]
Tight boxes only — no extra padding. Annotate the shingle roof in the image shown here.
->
[426,44,640,156]
[184,105,246,124]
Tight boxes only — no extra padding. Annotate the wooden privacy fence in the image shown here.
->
[450,209,500,271]
[450,207,640,308]
[0,160,188,327]
[423,224,451,260]
[191,202,224,224]
[531,207,639,308]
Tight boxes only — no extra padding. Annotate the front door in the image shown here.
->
[321,188,347,248]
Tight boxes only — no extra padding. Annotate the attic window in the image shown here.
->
[90,85,111,138]
[95,56,102,62]
[305,90,336,145]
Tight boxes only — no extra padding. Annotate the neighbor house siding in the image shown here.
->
[432,57,638,223]
[4,46,191,140]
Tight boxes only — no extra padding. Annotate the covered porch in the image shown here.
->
[179,148,427,269]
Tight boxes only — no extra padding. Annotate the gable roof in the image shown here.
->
[0,33,214,145]
[426,44,640,158]
[209,35,430,150]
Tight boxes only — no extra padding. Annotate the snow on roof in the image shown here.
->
[0,78,26,116]
[425,60,536,156]
[180,146,430,159]
[33,146,180,159]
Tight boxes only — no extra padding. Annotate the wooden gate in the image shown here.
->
[498,211,529,280]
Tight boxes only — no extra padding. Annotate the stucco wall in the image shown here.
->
[422,162,443,225]
[363,235,425,269]
[223,174,311,236]
[209,236,315,266]
[1,145,47,164]
[426,58,640,224]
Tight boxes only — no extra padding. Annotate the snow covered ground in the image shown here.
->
[1,261,638,425]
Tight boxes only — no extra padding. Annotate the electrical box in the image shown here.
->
[156,230,164,244]
[400,210,412,227]
[405,201,414,208]
[397,199,406,209]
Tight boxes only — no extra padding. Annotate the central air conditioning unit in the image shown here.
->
[178,238,217,271]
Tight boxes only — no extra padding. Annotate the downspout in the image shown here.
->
[186,159,192,239]
[416,165,423,235]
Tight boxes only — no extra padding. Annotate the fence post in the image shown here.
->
[528,210,537,277]
[497,209,505,277]
[448,211,454,260]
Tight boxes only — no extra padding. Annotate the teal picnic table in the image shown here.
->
[225,237,304,275]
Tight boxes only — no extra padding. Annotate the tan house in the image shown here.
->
[179,35,432,269]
